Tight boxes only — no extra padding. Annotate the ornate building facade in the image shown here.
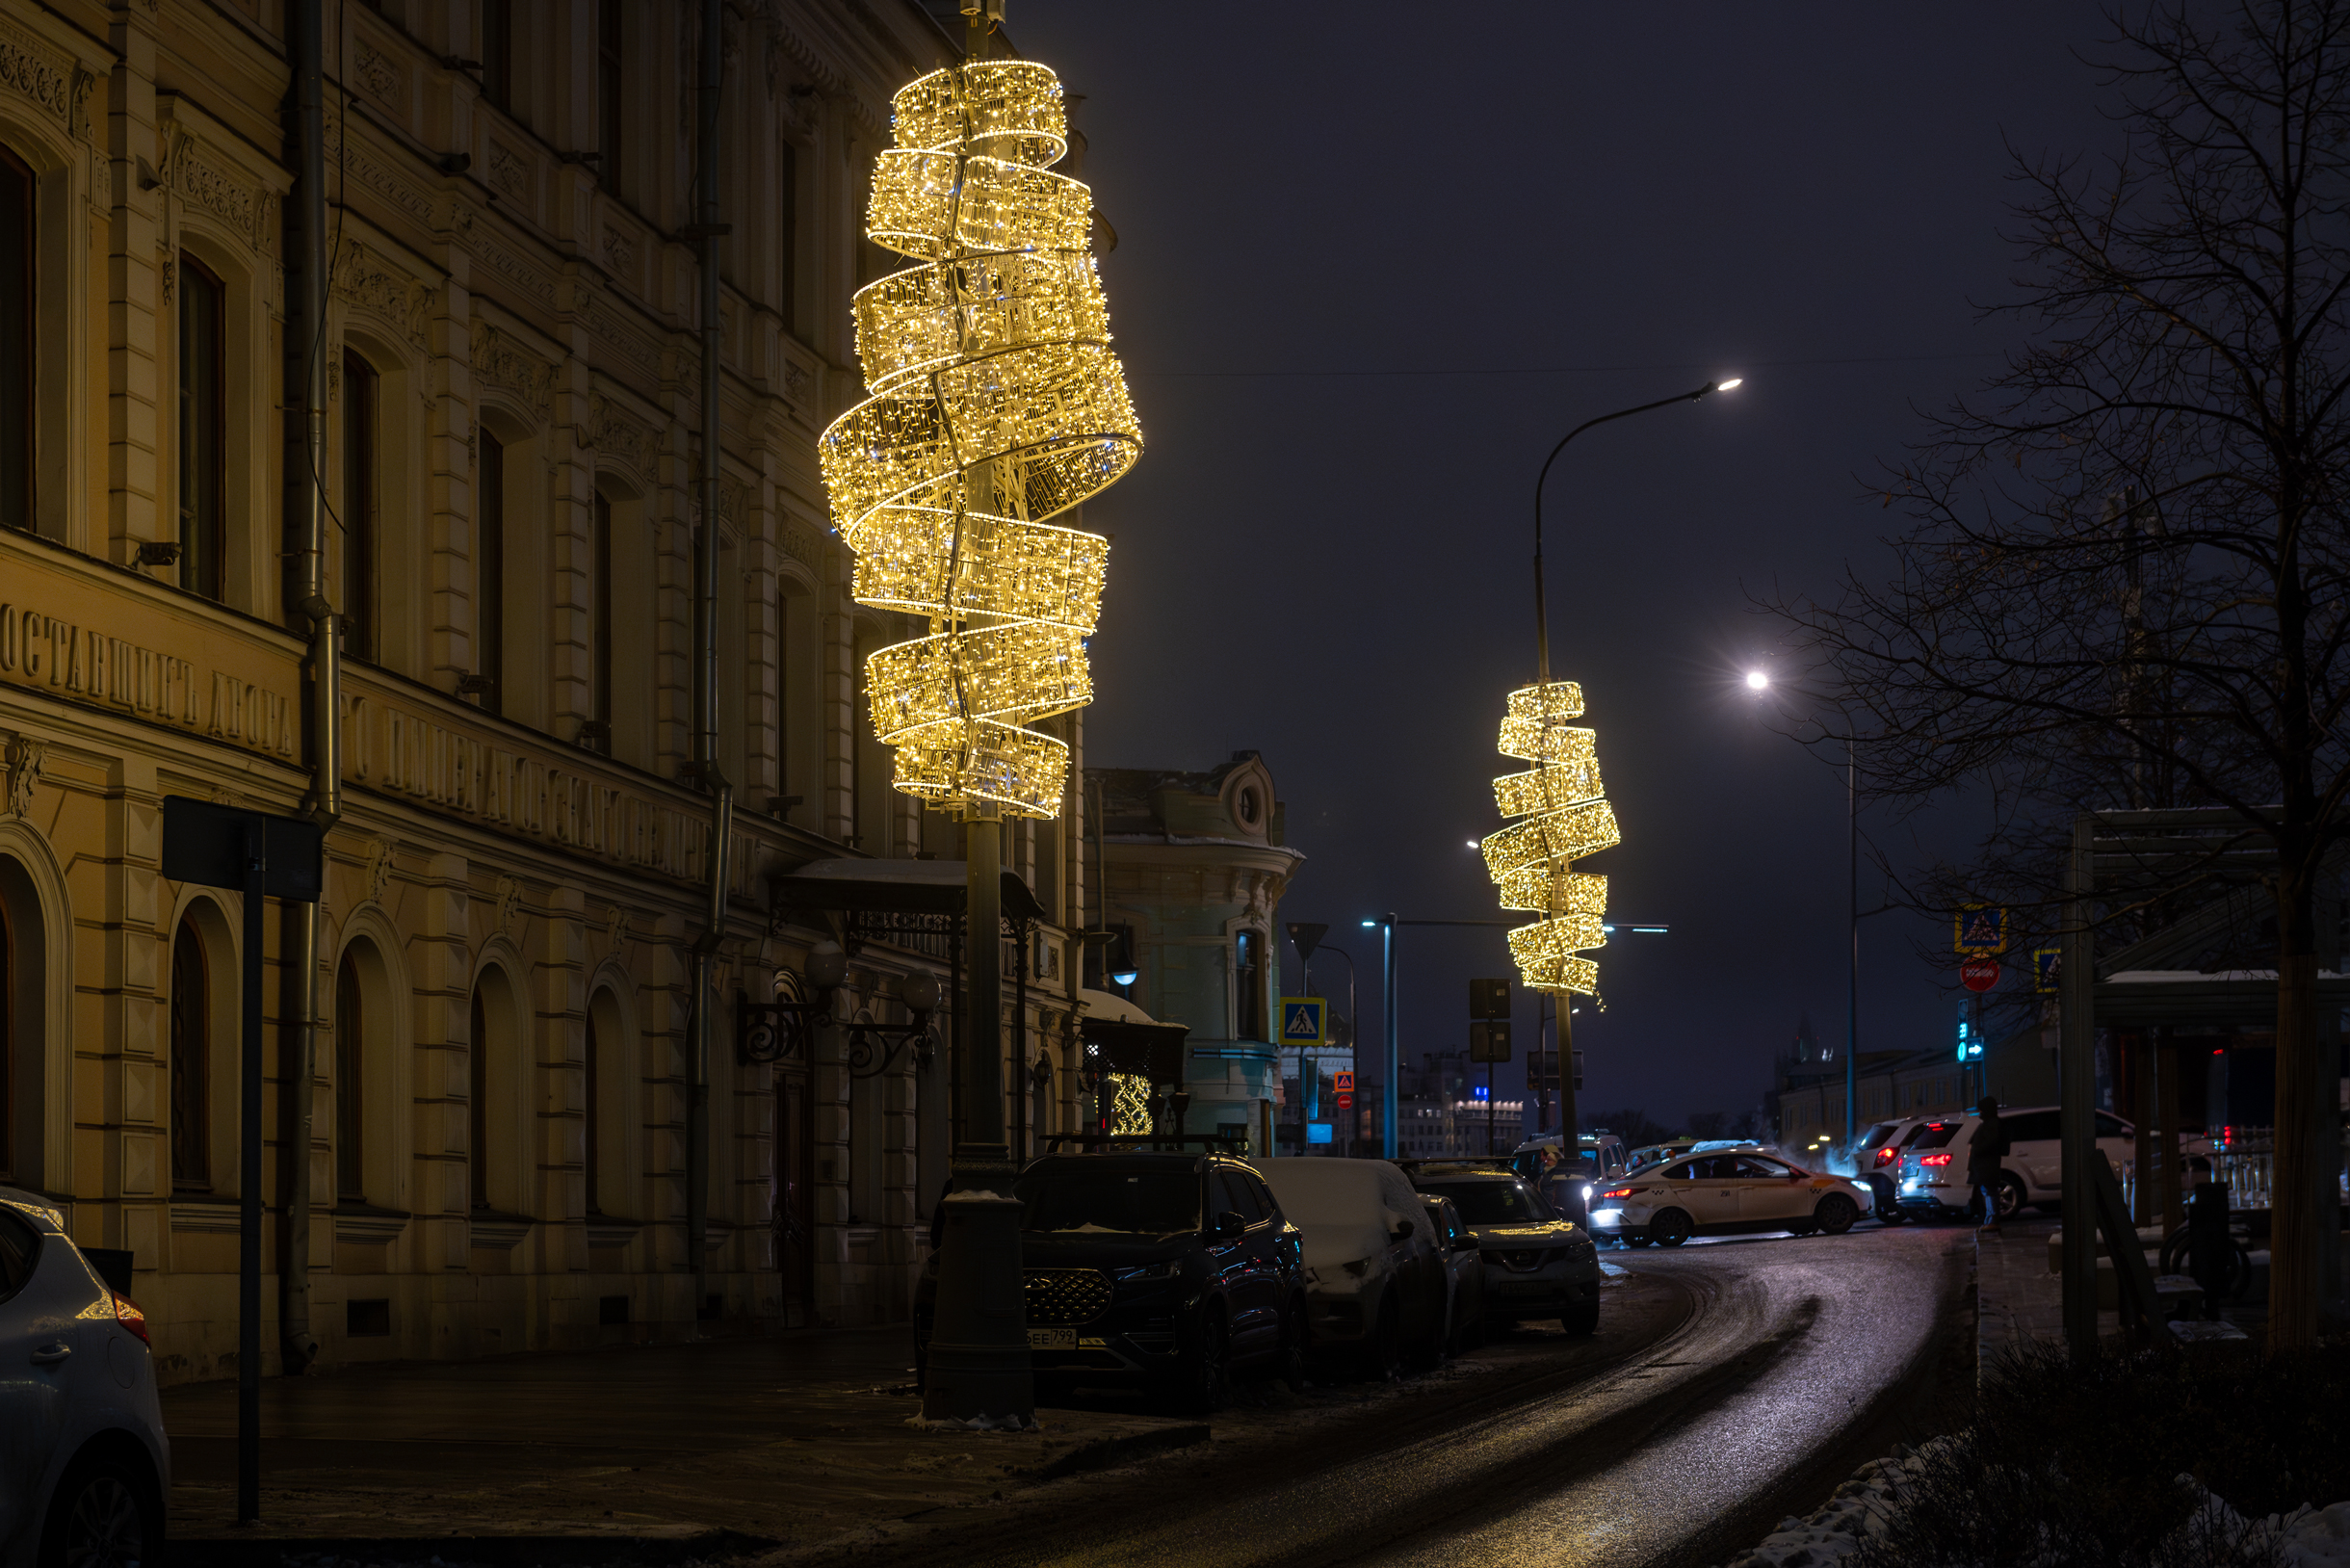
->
[0,0,1111,1383]
[1085,753,1299,1156]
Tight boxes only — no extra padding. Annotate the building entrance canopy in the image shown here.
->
[769,856,1049,922]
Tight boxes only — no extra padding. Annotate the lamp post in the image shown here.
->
[1475,379,1740,1144]
[1744,671,1871,1155]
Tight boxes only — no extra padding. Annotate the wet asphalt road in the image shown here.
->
[865,1220,1974,1568]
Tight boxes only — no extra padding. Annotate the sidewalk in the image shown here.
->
[163,1323,1205,1555]
[1974,1213,2264,1375]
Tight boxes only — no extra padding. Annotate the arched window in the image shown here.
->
[469,983,489,1211]
[335,951,364,1201]
[583,1000,603,1215]
[177,254,226,600]
[170,920,210,1190]
[341,349,379,661]
[0,894,11,1178]
[0,144,31,534]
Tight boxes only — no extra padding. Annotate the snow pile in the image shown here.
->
[1717,1443,2350,1568]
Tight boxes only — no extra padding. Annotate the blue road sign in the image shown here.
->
[1279,997,1326,1047]
[2033,947,2062,993]
[1954,903,2008,954]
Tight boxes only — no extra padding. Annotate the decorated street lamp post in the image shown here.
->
[1480,382,1739,1178]
[818,18,1141,1426]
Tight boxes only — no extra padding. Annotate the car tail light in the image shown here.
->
[1920,1153,1953,1167]
[112,1292,150,1346]
[1874,1146,1899,1165]
[1601,1186,1641,1199]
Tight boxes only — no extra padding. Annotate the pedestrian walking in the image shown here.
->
[2185,1155,2234,1320]
[1969,1096,2010,1232]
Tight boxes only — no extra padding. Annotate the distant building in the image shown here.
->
[1395,1050,1523,1160]
[1085,753,1302,1157]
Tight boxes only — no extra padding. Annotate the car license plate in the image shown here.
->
[1028,1326,1075,1350]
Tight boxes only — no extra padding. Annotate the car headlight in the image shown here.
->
[1114,1261,1181,1283]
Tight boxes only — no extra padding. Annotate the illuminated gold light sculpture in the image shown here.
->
[1481,680,1619,996]
[820,58,1139,818]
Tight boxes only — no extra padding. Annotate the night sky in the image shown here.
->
[1013,3,2119,1126]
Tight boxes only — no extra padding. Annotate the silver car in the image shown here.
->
[1407,1165,1601,1336]
[0,1188,169,1568]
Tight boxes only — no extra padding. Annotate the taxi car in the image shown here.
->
[1588,1146,1872,1246]
[1404,1163,1601,1335]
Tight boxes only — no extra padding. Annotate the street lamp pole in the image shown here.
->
[1299,941,1359,1156]
[1531,379,1739,685]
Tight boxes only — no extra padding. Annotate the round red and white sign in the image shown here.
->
[1960,956,2001,993]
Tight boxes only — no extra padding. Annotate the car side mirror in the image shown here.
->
[1391,1219,1414,1241]
[1452,1234,1478,1252]
[1211,1211,1245,1241]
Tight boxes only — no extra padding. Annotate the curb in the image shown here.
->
[170,1529,778,1566]
[1027,1420,1212,1481]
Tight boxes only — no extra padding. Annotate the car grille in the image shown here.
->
[1025,1267,1111,1325]
[1495,1247,1557,1272]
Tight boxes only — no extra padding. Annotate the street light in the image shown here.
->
[1475,378,1743,1152]
[1743,668,1873,1160]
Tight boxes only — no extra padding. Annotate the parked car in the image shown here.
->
[1418,1194,1488,1354]
[1589,1147,1874,1246]
[1406,1163,1602,1335]
[1507,1132,1628,1187]
[1894,1106,2210,1220]
[1252,1158,1448,1379]
[1853,1117,1937,1226]
[0,1188,169,1568]
[912,1152,1305,1413]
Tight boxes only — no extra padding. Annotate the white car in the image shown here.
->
[1895,1107,2211,1220]
[1588,1147,1874,1246]
[0,1187,169,1568]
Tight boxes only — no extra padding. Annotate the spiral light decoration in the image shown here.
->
[1480,680,1620,996]
[818,60,1140,820]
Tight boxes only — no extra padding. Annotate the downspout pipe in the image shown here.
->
[687,0,732,1324]
[281,0,338,1379]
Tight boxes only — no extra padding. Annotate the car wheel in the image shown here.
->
[1363,1298,1403,1382]
[1996,1174,2027,1219]
[1815,1193,1860,1236]
[1178,1308,1231,1415]
[39,1450,161,1568]
[1276,1305,1309,1393]
[1649,1209,1693,1247]
[1562,1300,1599,1336]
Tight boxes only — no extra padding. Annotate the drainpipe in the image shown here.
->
[685,0,732,1324]
[281,0,338,1378]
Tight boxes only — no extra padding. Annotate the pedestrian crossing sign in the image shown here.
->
[2032,947,2061,993]
[1279,997,1326,1047]
[1954,903,2008,955]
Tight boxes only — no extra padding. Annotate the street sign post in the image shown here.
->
[1469,977,1511,1020]
[1279,997,1327,1048]
[1961,956,2001,993]
[1955,904,2008,954]
[160,796,322,1525]
[1468,1020,1512,1062]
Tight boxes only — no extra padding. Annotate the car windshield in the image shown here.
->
[1422,1179,1554,1225]
[1859,1123,1902,1152]
[1016,1168,1200,1235]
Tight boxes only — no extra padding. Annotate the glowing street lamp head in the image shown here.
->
[1714,377,1743,392]
[1744,670,1770,692]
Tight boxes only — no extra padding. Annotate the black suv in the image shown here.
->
[914,1152,1307,1412]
